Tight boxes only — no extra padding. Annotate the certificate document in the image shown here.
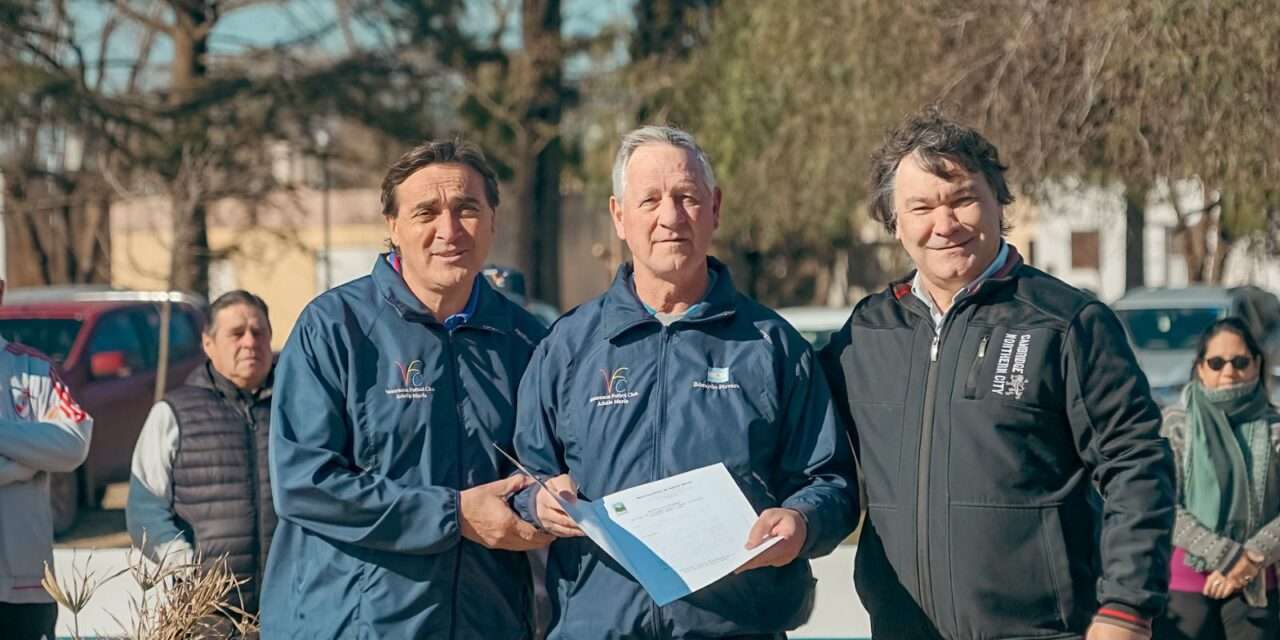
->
[498,447,781,606]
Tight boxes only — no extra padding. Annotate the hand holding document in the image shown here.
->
[497,447,782,606]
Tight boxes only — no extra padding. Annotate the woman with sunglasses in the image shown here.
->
[1159,317,1280,639]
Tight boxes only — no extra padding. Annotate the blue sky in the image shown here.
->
[69,0,633,90]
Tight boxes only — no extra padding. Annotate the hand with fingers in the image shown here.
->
[1202,570,1243,600]
[535,473,586,538]
[1222,548,1264,593]
[733,508,807,574]
[459,474,554,551]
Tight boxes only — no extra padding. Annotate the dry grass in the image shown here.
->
[44,534,259,640]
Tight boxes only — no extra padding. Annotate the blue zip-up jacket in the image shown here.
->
[261,255,548,639]
[513,258,858,639]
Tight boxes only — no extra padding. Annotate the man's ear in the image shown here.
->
[385,213,400,247]
[201,331,216,360]
[609,196,626,241]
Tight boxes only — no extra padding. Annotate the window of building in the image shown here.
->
[1071,231,1100,270]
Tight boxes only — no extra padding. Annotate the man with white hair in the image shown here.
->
[513,125,857,639]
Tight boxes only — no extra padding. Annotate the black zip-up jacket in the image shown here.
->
[819,248,1174,640]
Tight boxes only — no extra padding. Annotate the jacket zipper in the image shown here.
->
[444,330,465,640]
[916,328,943,622]
[648,327,674,639]
[963,335,990,398]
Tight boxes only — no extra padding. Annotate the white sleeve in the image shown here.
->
[0,369,93,472]
[0,454,38,487]
[126,402,195,566]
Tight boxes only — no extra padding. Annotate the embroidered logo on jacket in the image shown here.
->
[693,366,741,391]
[387,360,434,399]
[590,367,639,407]
[991,332,1032,399]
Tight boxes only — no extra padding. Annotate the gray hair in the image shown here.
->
[611,125,717,199]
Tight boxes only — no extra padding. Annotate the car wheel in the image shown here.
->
[50,470,80,535]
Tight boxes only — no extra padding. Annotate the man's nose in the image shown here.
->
[656,197,685,227]
[933,207,962,234]
[436,211,467,239]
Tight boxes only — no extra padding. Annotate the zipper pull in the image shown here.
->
[977,335,989,359]
[930,335,940,362]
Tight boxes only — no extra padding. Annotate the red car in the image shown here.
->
[0,286,207,532]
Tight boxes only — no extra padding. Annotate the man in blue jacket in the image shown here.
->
[513,125,858,639]
[261,140,552,638]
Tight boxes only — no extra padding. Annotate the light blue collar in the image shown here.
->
[640,269,718,323]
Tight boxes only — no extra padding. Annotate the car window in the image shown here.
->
[168,310,202,361]
[134,304,203,365]
[0,319,84,363]
[1116,307,1228,351]
[88,311,149,375]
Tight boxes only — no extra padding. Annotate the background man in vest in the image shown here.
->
[127,289,276,626]
[0,276,94,640]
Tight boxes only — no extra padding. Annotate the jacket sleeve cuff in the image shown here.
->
[511,483,543,529]
[1215,541,1245,573]
[1094,603,1152,634]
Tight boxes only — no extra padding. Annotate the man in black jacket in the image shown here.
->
[127,290,276,629]
[820,108,1174,640]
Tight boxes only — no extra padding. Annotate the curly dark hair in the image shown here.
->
[379,138,500,219]
[868,106,1014,234]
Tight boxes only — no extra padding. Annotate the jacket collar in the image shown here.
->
[602,256,738,339]
[186,359,275,404]
[373,252,512,334]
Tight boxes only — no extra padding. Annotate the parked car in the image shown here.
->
[0,286,207,533]
[776,305,855,350]
[1112,286,1280,406]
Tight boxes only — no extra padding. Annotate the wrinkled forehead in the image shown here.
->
[625,144,708,189]
[212,303,270,332]
[399,163,489,206]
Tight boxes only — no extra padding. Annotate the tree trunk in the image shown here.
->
[1123,183,1147,291]
[167,3,212,296]
[521,0,563,306]
[169,199,209,295]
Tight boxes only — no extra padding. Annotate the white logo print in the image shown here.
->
[693,366,740,391]
[991,333,1033,399]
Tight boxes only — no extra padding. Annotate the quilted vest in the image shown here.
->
[167,362,275,615]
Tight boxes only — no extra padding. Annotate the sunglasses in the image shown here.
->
[1205,356,1253,371]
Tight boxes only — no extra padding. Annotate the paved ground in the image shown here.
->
[48,483,871,639]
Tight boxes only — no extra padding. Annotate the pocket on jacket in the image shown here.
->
[948,504,1070,636]
[962,333,992,399]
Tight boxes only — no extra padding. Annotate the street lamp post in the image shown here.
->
[314,128,332,290]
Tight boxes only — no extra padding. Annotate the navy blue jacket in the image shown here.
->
[513,259,858,639]
[261,256,547,639]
